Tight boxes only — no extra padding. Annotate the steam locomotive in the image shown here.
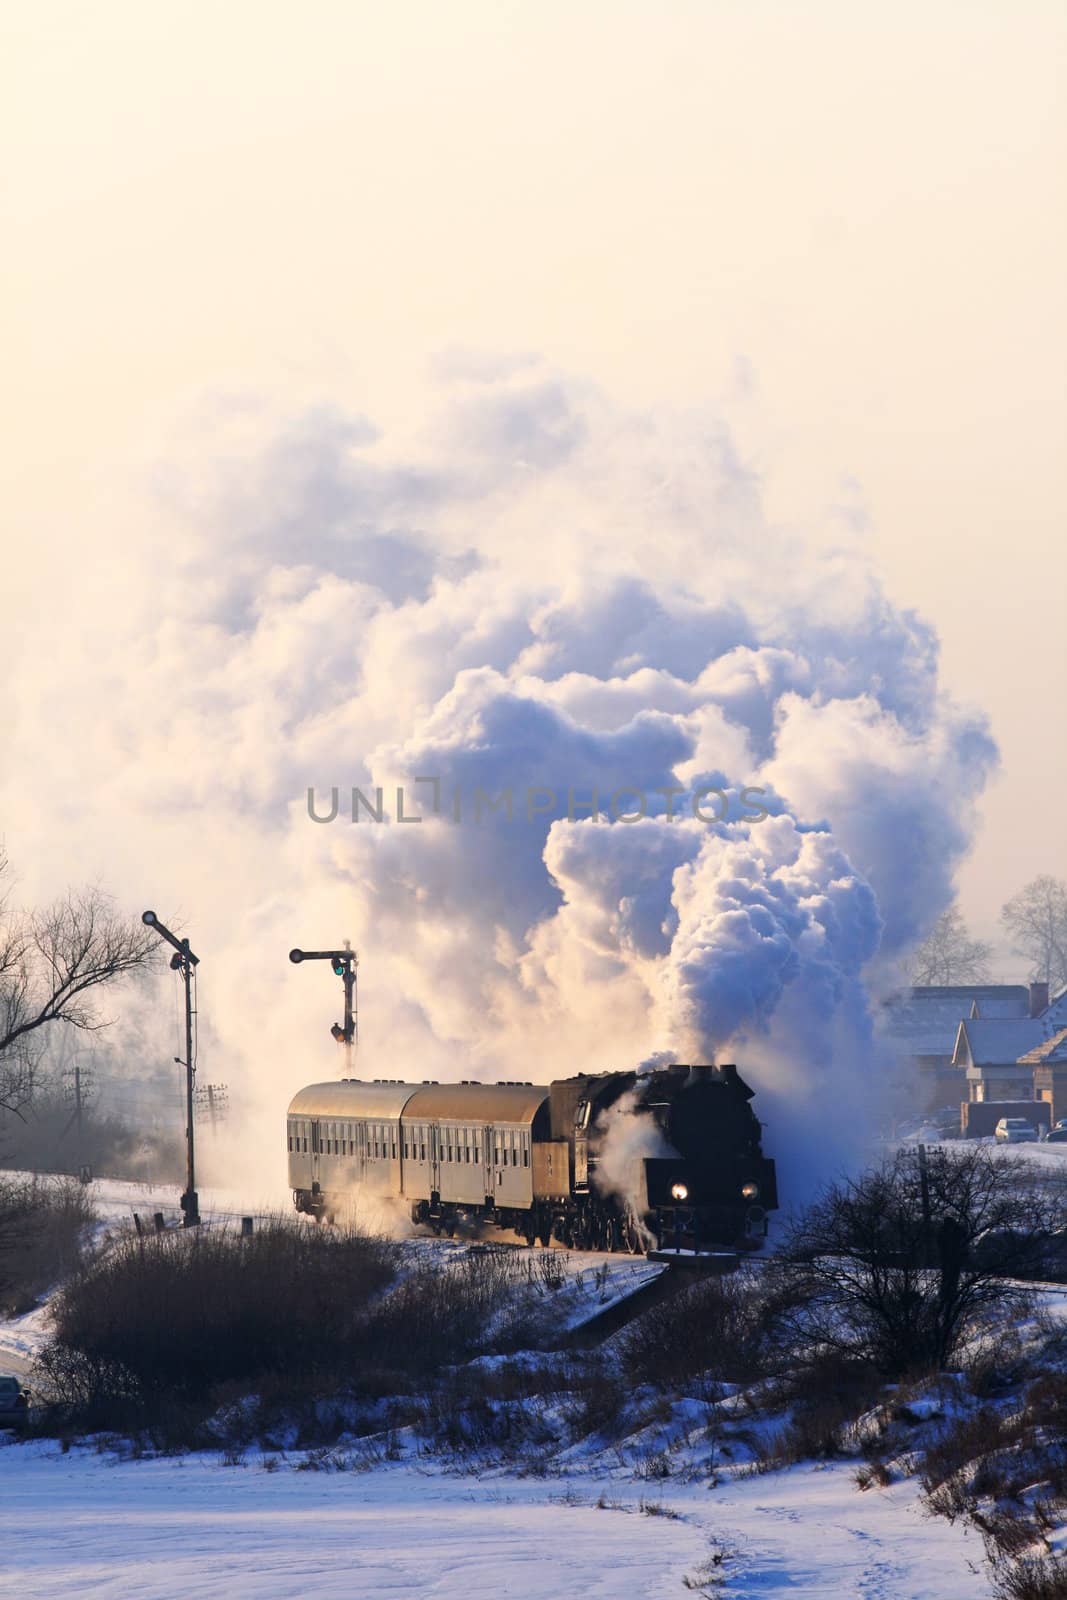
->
[287,1062,777,1254]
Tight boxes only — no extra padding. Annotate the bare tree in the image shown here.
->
[781,1147,1060,1375]
[0,854,156,1116]
[908,904,993,986]
[1001,875,1067,993]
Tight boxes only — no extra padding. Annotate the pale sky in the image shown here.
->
[4,1,1066,965]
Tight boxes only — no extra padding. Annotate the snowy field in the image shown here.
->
[2,1166,1056,1596]
[0,1444,992,1599]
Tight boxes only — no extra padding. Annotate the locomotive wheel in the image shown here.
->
[623,1218,640,1254]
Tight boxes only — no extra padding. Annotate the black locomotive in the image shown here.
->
[287,1061,776,1254]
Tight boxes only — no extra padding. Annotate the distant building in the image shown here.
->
[954,1017,1050,1103]
[1019,1026,1067,1125]
[881,980,1067,1129]
[880,984,1033,1109]
[953,984,1067,1126]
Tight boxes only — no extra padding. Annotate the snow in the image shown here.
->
[0,1167,1032,1595]
[0,1445,993,1599]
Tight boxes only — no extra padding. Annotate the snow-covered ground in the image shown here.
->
[0,1166,1046,1596]
[0,1443,992,1599]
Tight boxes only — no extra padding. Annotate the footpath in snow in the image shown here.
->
[0,1444,992,1599]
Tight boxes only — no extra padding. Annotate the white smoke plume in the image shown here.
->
[2,362,996,1200]
[591,1085,676,1246]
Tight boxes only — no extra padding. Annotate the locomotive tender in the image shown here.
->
[288,1062,777,1253]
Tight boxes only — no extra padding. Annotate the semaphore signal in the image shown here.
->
[288,942,358,1077]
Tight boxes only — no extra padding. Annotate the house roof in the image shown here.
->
[953,1017,1050,1067]
[881,986,1030,1056]
[1019,1027,1067,1066]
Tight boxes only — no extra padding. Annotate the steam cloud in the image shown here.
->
[591,1085,676,1246]
[2,362,996,1198]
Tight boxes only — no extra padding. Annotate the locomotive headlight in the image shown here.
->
[670,1182,689,1201]
[741,1181,760,1201]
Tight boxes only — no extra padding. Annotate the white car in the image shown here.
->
[994,1117,1039,1144]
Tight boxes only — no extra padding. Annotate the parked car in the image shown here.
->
[1045,1128,1067,1144]
[0,1375,28,1431]
[994,1117,1039,1144]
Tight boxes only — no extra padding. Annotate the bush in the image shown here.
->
[620,1266,787,1388]
[0,1175,95,1315]
[992,1554,1067,1600]
[356,1245,533,1374]
[43,1219,397,1406]
[36,1230,557,1441]
[781,1147,1053,1377]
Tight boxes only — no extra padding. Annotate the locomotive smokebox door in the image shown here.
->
[644,1157,708,1207]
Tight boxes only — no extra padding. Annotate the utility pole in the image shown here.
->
[74,1058,83,1138]
[142,910,201,1226]
[193,1082,229,1133]
[60,1050,94,1146]
[288,942,358,1076]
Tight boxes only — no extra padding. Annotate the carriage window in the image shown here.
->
[522,1134,529,1168]
[420,1133,427,1161]
[391,1131,398,1159]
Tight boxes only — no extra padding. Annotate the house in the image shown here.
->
[954,985,1067,1121]
[954,1018,1050,1103]
[1021,1027,1067,1126]
[880,983,1033,1109]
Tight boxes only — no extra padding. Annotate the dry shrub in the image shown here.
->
[0,1175,95,1314]
[991,1554,1067,1600]
[920,1407,1017,1497]
[358,1245,533,1373]
[620,1266,782,1388]
[563,1364,629,1441]
[43,1219,397,1405]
